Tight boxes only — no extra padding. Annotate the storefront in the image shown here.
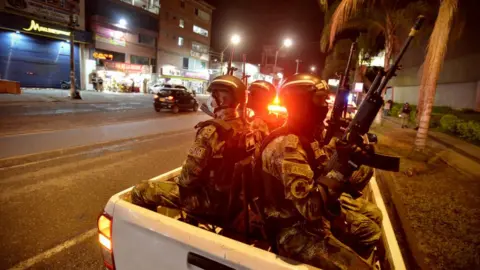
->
[156,65,209,94]
[94,61,152,93]
[0,12,91,88]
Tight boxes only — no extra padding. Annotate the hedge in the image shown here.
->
[440,114,458,132]
[456,121,480,142]
[389,104,480,143]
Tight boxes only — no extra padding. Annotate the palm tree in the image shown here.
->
[414,0,459,150]
[323,0,429,123]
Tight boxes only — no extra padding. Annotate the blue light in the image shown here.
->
[15,31,20,34]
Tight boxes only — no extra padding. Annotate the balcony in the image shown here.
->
[119,0,160,15]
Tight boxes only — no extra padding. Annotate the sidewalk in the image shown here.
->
[384,116,480,176]
[371,120,480,270]
[0,89,153,105]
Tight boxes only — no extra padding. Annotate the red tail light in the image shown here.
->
[98,213,115,269]
[167,96,174,100]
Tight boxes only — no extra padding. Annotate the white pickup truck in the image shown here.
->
[97,167,406,270]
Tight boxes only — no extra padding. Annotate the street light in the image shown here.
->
[274,38,293,72]
[119,18,127,28]
[231,34,241,45]
[310,66,316,72]
[220,34,241,75]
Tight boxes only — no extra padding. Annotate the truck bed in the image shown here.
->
[104,168,405,270]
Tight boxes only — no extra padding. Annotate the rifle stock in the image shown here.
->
[326,15,425,174]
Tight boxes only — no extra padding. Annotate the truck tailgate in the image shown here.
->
[112,199,317,270]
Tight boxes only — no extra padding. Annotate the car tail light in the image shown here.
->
[167,96,174,100]
[98,213,115,269]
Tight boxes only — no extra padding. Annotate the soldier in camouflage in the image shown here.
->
[246,80,280,139]
[132,75,257,222]
[258,73,375,269]
[319,133,383,258]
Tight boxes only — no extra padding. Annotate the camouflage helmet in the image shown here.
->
[279,73,330,108]
[247,80,276,111]
[207,75,247,105]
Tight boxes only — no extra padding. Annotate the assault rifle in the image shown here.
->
[324,41,357,145]
[326,15,425,173]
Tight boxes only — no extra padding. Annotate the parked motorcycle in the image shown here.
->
[60,80,80,90]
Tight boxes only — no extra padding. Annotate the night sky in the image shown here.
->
[204,0,326,76]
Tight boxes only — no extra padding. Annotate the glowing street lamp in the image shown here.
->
[222,34,241,74]
[274,38,293,72]
[118,18,127,28]
[310,66,316,72]
[283,38,293,48]
[231,34,241,45]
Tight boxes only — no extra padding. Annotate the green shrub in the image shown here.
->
[456,121,480,142]
[390,103,403,117]
[409,105,417,123]
[440,114,458,132]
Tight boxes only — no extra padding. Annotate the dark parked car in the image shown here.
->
[153,88,199,114]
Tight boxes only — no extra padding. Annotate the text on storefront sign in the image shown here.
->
[93,52,114,60]
[23,20,71,36]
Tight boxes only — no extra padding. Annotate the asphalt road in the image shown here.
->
[0,95,209,136]
[0,128,196,269]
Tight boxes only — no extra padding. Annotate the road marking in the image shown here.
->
[8,229,97,270]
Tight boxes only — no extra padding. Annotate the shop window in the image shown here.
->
[179,19,184,28]
[130,55,150,65]
[180,0,185,8]
[178,37,184,46]
[139,34,156,47]
[193,25,208,37]
[183,57,189,69]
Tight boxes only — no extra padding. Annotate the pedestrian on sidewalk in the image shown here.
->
[400,102,411,128]
[384,100,392,116]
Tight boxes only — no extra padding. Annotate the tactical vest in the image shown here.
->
[195,118,258,194]
[254,126,342,220]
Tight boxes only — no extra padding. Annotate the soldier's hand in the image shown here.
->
[332,137,372,177]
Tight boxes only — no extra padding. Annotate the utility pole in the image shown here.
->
[295,59,302,74]
[69,6,81,99]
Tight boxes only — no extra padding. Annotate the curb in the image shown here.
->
[373,170,428,270]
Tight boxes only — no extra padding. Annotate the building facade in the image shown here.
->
[84,0,158,92]
[156,0,213,94]
[387,1,480,111]
[0,0,91,88]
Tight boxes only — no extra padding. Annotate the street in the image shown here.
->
[0,92,209,269]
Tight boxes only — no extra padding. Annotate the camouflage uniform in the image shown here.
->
[321,141,383,257]
[261,134,372,269]
[250,116,271,139]
[132,107,252,219]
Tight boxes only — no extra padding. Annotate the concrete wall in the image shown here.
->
[392,81,480,110]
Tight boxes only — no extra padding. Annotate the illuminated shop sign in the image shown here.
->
[23,20,70,36]
[93,52,114,60]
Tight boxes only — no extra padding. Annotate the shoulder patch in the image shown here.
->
[284,134,299,149]
[290,179,312,199]
[198,125,216,139]
[282,160,314,179]
[188,145,207,159]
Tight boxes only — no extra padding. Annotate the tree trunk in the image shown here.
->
[414,0,457,151]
